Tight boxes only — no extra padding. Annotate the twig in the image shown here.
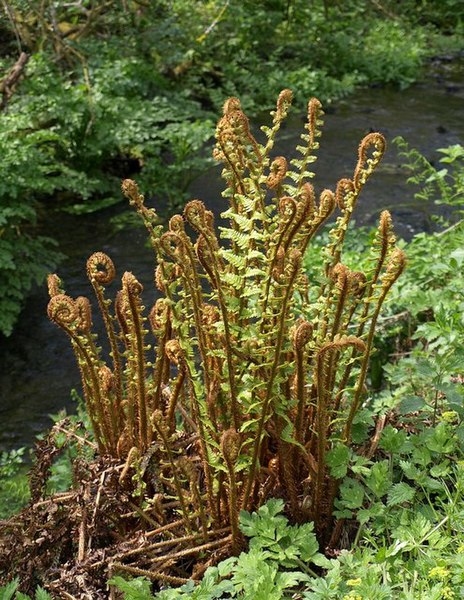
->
[376,310,410,325]
[437,218,464,237]
[147,535,231,564]
[32,492,75,508]
[78,482,90,561]
[0,52,28,110]
[126,499,160,528]
[196,0,230,43]
[365,413,387,459]
[53,424,97,449]
[116,526,231,560]
[120,498,179,519]
[0,0,23,52]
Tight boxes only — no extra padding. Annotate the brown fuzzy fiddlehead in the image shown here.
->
[335,178,355,212]
[86,252,116,286]
[47,273,64,298]
[47,294,78,327]
[353,132,386,190]
[266,156,288,191]
[292,319,313,446]
[122,271,149,450]
[75,296,92,333]
[86,252,123,434]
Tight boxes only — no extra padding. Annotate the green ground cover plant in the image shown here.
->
[109,439,464,598]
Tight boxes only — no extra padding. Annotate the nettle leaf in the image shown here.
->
[399,460,423,481]
[338,478,365,510]
[357,501,385,525]
[326,444,351,478]
[379,425,407,454]
[387,482,415,506]
[425,423,456,454]
[400,395,426,414]
[366,460,391,498]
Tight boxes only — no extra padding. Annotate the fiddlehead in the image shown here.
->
[87,252,123,435]
[121,271,149,451]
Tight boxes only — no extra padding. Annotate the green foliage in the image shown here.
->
[0,579,52,600]
[239,499,325,568]
[365,142,464,430]
[110,443,464,598]
[394,137,464,224]
[360,21,426,87]
[0,229,63,336]
[110,498,325,599]
[301,436,464,599]
[330,417,462,527]
[0,447,30,519]
[0,3,215,335]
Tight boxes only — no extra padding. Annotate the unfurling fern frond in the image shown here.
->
[47,91,403,569]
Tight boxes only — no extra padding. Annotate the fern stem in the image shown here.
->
[242,256,300,509]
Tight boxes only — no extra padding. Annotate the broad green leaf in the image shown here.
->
[326,444,351,479]
[387,482,415,506]
[339,478,365,510]
[379,426,407,454]
[366,460,391,498]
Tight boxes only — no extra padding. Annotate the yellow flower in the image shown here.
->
[428,566,450,580]
[442,586,455,599]
[441,411,458,423]
[342,595,362,600]
[347,578,362,587]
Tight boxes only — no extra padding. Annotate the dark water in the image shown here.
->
[1,58,463,452]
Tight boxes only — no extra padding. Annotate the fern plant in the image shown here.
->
[47,90,404,581]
